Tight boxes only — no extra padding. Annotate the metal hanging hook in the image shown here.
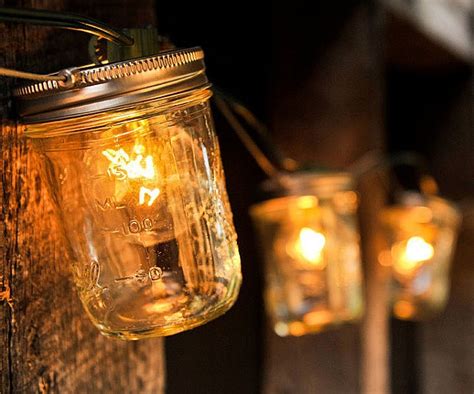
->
[0,7,134,82]
[0,7,134,46]
[347,150,439,196]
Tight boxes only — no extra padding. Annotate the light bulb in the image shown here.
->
[380,193,461,320]
[392,236,434,275]
[403,236,434,263]
[102,142,161,207]
[291,227,326,267]
[250,172,364,336]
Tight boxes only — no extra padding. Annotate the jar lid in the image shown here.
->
[13,47,208,123]
[382,191,462,226]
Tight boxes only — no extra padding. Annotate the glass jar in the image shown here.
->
[380,193,461,320]
[15,48,242,339]
[250,172,364,336]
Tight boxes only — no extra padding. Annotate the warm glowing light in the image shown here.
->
[412,206,433,223]
[303,310,333,327]
[139,186,160,206]
[296,196,318,209]
[274,322,289,337]
[393,300,416,319]
[294,227,326,266]
[393,236,434,274]
[288,321,306,336]
[404,236,434,262]
[103,144,160,206]
[378,250,392,267]
[102,144,155,180]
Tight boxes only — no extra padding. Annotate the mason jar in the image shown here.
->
[250,171,364,336]
[14,47,242,339]
[381,192,461,320]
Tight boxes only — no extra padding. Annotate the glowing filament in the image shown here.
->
[394,236,434,274]
[139,187,160,206]
[102,145,155,180]
[294,227,326,266]
[404,236,434,263]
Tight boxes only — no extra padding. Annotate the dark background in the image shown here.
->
[157,2,269,393]
[157,1,473,394]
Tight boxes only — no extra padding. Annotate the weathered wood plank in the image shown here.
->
[0,1,165,392]
[420,77,474,394]
[265,2,388,393]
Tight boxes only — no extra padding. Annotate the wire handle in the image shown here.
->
[0,7,133,45]
[213,91,299,178]
[348,150,439,196]
[0,67,66,82]
[0,7,134,82]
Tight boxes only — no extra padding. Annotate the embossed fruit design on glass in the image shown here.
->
[16,48,242,339]
[250,172,364,337]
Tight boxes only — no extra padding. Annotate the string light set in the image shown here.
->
[0,8,462,339]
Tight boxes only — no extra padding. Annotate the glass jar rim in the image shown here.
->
[250,170,355,218]
[260,170,354,198]
[381,191,462,227]
[24,87,212,140]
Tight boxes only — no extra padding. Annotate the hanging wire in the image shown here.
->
[214,88,439,196]
[348,150,426,177]
[347,149,439,196]
[0,7,133,45]
[213,87,438,193]
[0,67,66,82]
[213,90,440,194]
[0,7,133,81]
[213,89,300,179]
[213,94,282,178]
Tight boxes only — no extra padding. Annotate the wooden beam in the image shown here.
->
[265,2,389,393]
[0,1,165,392]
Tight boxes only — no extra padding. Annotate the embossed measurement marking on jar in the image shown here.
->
[99,217,155,235]
[127,217,153,233]
[95,196,127,211]
[88,173,109,180]
[81,260,101,289]
[114,266,163,283]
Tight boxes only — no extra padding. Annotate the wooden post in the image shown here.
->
[420,78,474,393]
[0,1,165,392]
[265,2,389,393]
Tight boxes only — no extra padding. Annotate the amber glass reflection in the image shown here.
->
[251,173,364,337]
[27,90,241,339]
[381,194,461,321]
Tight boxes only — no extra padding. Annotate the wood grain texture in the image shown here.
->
[0,1,165,393]
[265,2,388,393]
[419,76,474,394]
